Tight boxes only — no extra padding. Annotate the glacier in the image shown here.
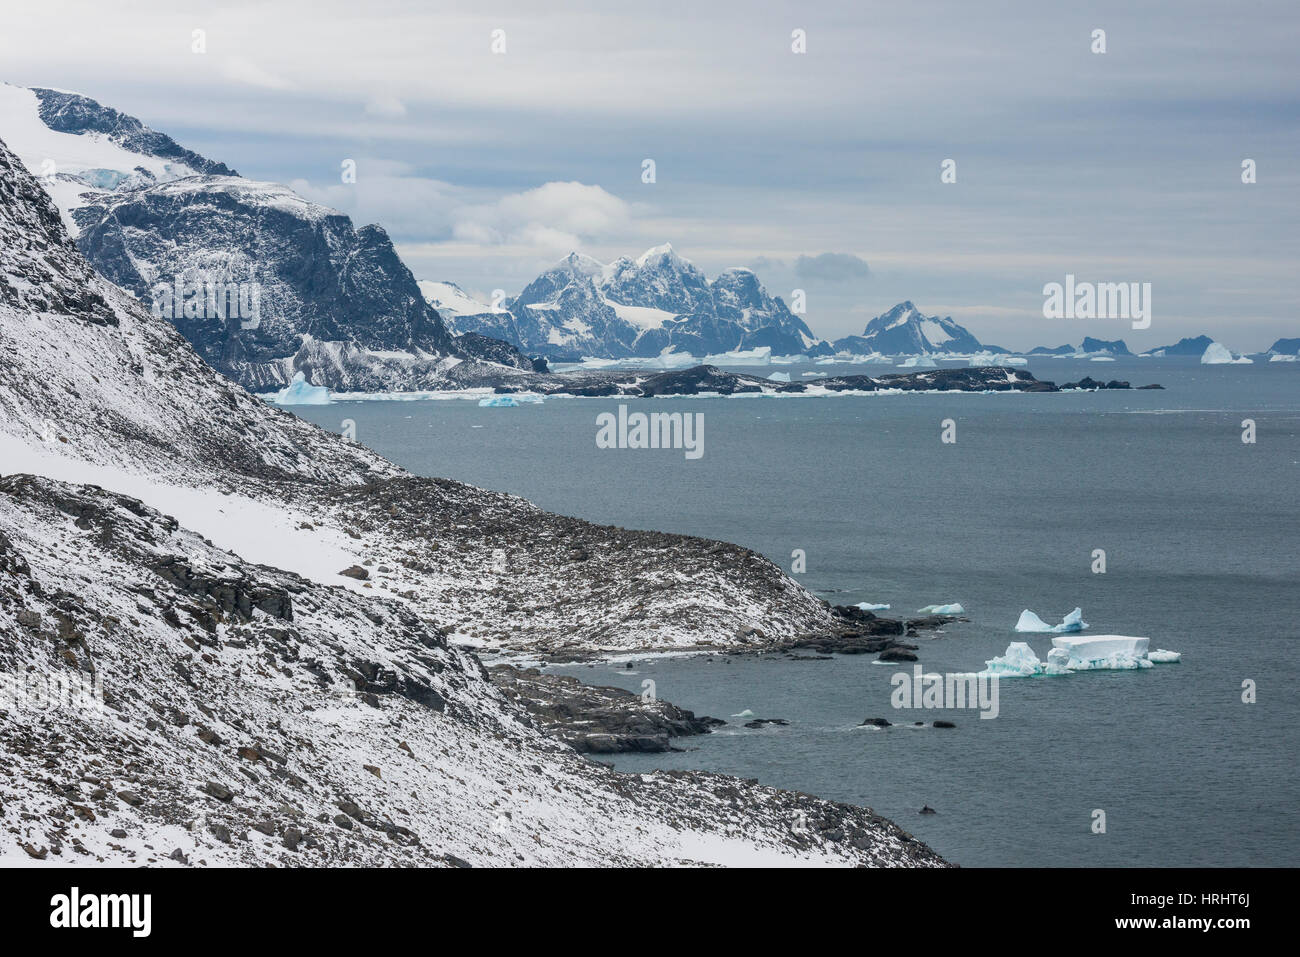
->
[1015,607,1088,633]
[272,371,332,405]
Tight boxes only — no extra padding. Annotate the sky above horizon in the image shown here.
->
[2,0,1298,350]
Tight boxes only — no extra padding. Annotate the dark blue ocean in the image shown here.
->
[290,357,1300,866]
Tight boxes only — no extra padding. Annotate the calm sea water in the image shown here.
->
[290,357,1300,866]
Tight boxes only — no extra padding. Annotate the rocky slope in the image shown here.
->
[438,245,820,360]
[0,475,941,867]
[0,132,946,866]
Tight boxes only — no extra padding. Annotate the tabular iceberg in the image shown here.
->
[975,636,1180,678]
[1015,607,1088,633]
[272,371,332,406]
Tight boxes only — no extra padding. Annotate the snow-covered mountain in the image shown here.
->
[440,244,821,360]
[0,82,538,389]
[0,132,945,867]
[831,302,989,355]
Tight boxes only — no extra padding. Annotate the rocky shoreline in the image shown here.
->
[491,664,723,754]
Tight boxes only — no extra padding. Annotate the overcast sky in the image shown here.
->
[3,0,1298,349]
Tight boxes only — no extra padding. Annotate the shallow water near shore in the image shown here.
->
[292,357,1300,866]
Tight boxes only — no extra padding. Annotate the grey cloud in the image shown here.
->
[795,253,871,283]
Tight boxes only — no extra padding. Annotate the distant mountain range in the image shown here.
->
[2,83,1292,380]
[426,244,819,361]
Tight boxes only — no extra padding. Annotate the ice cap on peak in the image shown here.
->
[636,242,681,266]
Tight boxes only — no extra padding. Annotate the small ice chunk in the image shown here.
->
[1015,609,1053,632]
[1015,607,1088,633]
[1147,649,1182,663]
[855,602,891,611]
[478,395,520,407]
[917,603,964,615]
[272,371,332,405]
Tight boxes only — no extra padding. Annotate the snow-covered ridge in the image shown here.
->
[0,82,538,387]
[439,244,820,361]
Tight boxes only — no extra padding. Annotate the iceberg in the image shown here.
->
[855,602,891,611]
[969,352,1027,367]
[917,603,964,615]
[478,395,520,407]
[702,347,771,367]
[1050,634,1152,670]
[272,372,332,406]
[897,355,937,368]
[767,372,791,382]
[1201,342,1253,364]
[979,641,1068,678]
[975,636,1180,678]
[1015,607,1088,633]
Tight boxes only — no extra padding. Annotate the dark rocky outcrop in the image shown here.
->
[490,665,723,753]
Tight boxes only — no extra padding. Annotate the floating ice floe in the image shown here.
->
[478,395,519,407]
[917,603,964,615]
[702,346,771,367]
[272,371,332,406]
[974,635,1181,677]
[897,355,937,368]
[1015,607,1088,633]
[855,602,891,611]
[969,352,1028,367]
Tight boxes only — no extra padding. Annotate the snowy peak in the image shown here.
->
[416,280,494,319]
[452,244,813,359]
[0,83,232,233]
[635,241,678,267]
[29,86,235,176]
[842,302,983,355]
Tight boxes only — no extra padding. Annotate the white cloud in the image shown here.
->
[451,181,632,252]
[220,57,294,91]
